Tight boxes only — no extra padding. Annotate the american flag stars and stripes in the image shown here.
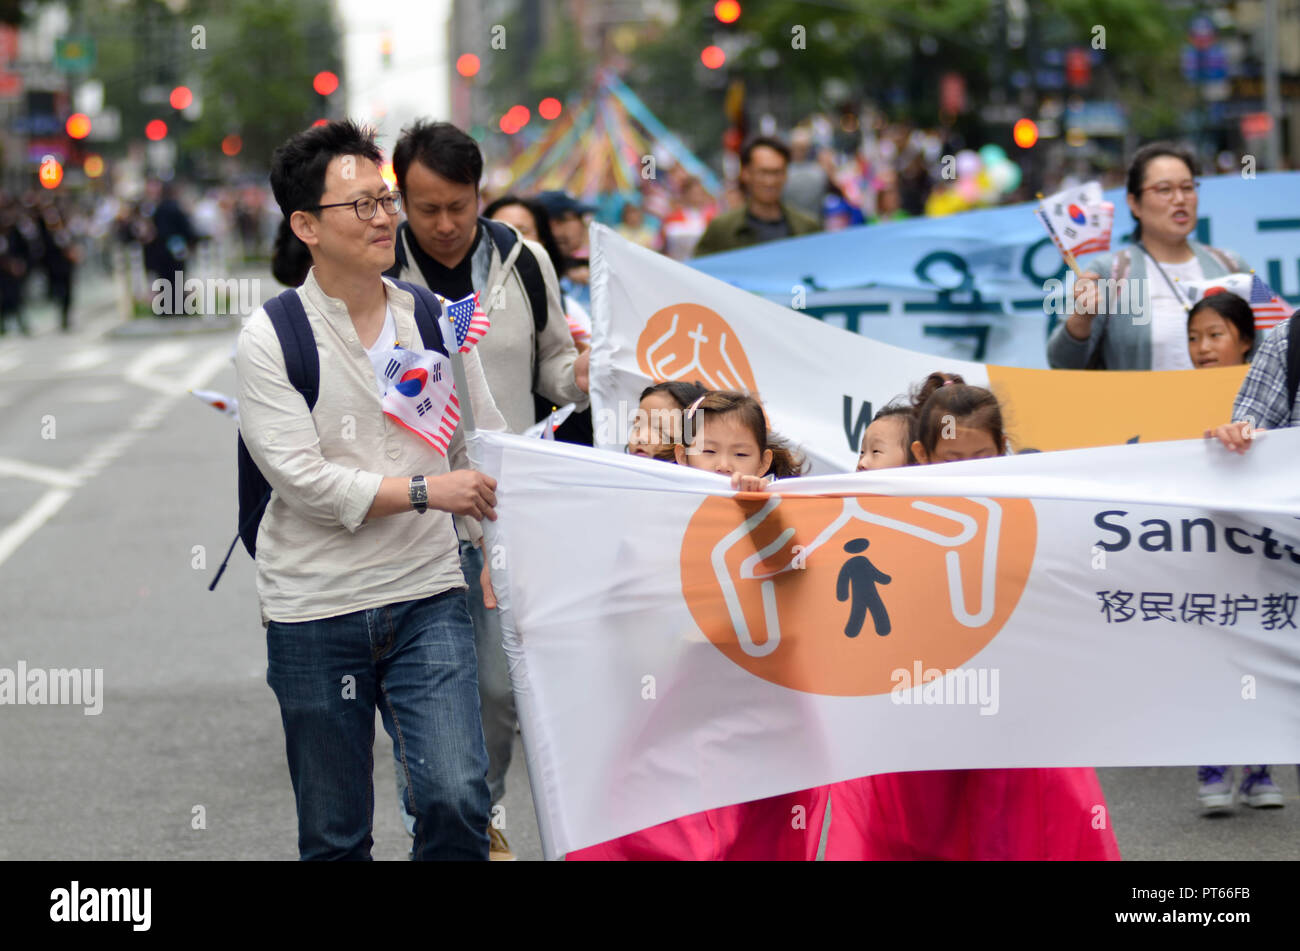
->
[1178,271,1294,334]
[437,292,491,353]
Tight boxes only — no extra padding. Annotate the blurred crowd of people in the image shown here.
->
[0,190,84,335]
[0,179,285,331]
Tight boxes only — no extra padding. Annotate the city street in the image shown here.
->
[0,270,1295,861]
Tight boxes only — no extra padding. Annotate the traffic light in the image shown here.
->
[456,54,480,78]
[313,71,339,96]
[38,155,63,189]
[701,45,726,69]
[65,113,91,139]
[1013,118,1039,149]
[539,97,562,120]
[714,1,741,24]
[145,119,168,140]
[169,85,193,110]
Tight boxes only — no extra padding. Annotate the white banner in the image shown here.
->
[589,225,1249,473]
[477,428,1300,859]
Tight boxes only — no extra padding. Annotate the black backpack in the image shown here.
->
[209,280,447,590]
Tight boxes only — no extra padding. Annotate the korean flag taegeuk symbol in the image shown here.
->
[377,345,459,455]
[436,292,490,353]
[1035,180,1114,257]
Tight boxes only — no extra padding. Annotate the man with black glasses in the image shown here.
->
[237,119,505,860]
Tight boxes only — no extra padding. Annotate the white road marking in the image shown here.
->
[0,343,231,569]
[67,385,125,403]
[0,488,74,568]
[123,341,192,395]
[58,347,114,373]
[0,457,80,489]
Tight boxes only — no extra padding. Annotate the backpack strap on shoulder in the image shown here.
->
[263,288,320,411]
[389,278,448,356]
[484,218,548,336]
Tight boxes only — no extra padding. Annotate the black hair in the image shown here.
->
[740,135,791,168]
[1187,291,1256,359]
[271,219,314,287]
[392,119,483,194]
[639,380,708,408]
[865,399,916,463]
[1126,142,1199,243]
[910,371,1006,460]
[670,389,807,477]
[268,119,382,279]
[483,194,566,276]
[268,119,382,220]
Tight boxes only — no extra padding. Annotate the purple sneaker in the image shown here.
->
[1197,766,1234,815]
[1239,766,1284,808]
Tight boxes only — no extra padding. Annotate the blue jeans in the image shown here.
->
[395,541,515,837]
[267,588,490,860]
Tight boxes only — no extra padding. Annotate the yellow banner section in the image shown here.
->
[985,365,1248,453]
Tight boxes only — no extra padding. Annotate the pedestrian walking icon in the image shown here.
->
[836,538,891,637]
[680,493,1037,696]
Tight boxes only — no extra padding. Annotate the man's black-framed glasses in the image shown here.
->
[309,193,402,220]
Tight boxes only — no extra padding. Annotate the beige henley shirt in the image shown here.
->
[234,268,506,625]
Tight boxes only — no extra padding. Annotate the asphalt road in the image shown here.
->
[0,270,1295,860]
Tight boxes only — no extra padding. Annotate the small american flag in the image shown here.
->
[1248,274,1291,331]
[438,292,491,353]
[1180,272,1293,333]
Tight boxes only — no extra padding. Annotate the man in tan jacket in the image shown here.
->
[388,119,588,859]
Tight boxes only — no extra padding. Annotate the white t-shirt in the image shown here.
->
[1146,256,1203,371]
[364,305,398,394]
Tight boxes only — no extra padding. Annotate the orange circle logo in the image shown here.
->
[636,303,758,392]
[681,494,1037,696]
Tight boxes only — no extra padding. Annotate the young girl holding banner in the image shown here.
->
[826,373,1122,860]
[569,391,828,860]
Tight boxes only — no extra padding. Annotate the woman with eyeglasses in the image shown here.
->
[1047,142,1253,371]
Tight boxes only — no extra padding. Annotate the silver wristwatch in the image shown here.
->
[408,475,428,514]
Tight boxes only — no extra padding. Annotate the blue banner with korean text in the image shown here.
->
[689,172,1300,368]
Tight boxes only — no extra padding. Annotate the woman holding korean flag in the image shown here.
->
[1046,143,1253,371]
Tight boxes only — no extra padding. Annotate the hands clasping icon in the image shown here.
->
[643,311,750,391]
[710,497,1004,658]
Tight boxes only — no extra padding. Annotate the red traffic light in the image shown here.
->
[38,156,63,189]
[169,85,193,110]
[715,1,741,23]
[1012,118,1039,148]
[456,54,480,78]
[221,134,243,156]
[313,71,339,96]
[145,119,168,141]
[539,97,562,120]
[66,113,92,139]
[701,45,726,69]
